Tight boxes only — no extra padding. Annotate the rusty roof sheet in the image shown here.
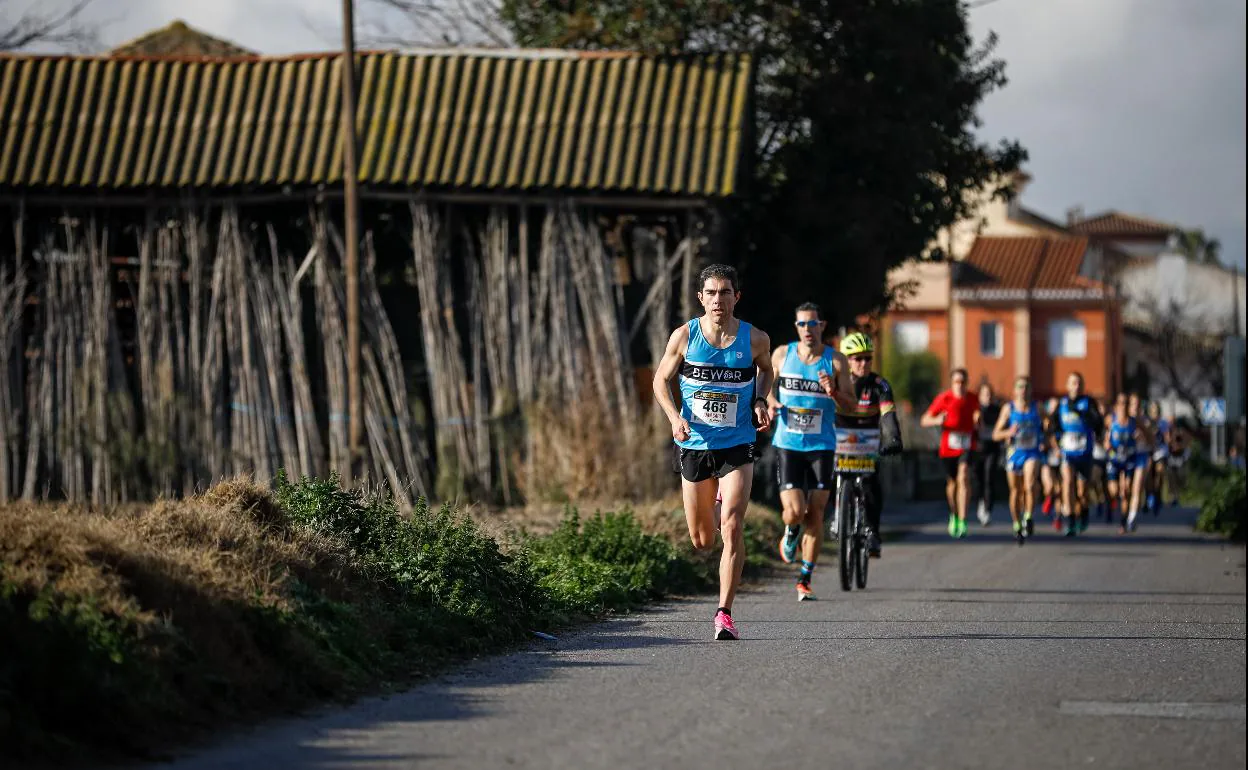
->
[0,50,752,196]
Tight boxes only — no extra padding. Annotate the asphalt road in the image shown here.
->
[153,507,1246,770]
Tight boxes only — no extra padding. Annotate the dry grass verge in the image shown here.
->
[1,474,783,766]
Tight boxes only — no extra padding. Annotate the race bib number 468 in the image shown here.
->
[690,391,738,427]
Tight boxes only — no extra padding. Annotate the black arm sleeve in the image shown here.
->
[881,410,903,452]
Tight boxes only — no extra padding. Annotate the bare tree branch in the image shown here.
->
[0,0,98,52]
[1136,295,1229,416]
[359,0,510,48]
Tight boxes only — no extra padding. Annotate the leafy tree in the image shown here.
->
[498,0,1026,334]
[1175,227,1223,266]
[882,342,943,409]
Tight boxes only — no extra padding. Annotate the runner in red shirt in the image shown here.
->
[920,368,981,538]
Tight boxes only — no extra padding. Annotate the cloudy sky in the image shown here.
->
[8,0,1247,268]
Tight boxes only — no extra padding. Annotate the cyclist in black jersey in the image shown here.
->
[833,333,903,558]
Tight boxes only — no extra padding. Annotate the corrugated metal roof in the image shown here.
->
[0,50,751,197]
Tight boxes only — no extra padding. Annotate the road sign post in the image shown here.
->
[1201,398,1228,464]
[1225,336,1245,422]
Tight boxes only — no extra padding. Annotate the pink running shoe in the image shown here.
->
[713,609,739,640]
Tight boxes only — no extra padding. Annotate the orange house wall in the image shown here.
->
[881,303,1122,402]
[1029,305,1113,399]
[960,305,1018,396]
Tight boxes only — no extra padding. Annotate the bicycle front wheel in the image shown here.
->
[854,484,869,589]
[837,479,853,591]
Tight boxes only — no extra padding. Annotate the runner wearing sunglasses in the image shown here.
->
[766,302,854,600]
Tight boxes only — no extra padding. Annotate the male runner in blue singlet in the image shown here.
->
[766,302,852,600]
[1054,372,1104,536]
[652,264,774,640]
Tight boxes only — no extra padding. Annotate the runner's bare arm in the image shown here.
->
[766,346,786,419]
[919,397,946,428]
[992,402,1014,442]
[652,326,691,440]
[751,328,774,431]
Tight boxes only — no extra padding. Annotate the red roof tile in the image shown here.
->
[1068,211,1176,238]
[959,236,1092,291]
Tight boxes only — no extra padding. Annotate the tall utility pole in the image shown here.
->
[341,0,362,477]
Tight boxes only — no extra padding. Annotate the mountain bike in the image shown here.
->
[831,428,880,591]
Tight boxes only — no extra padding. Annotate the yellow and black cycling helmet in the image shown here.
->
[839,331,874,357]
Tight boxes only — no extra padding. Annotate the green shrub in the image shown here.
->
[274,471,546,649]
[528,510,711,616]
[1195,471,1246,541]
[882,345,943,408]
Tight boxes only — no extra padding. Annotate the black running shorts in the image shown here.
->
[941,453,970,481]
[1063,455,1095,481]
[776,448,834,493]
[672,442,756,483]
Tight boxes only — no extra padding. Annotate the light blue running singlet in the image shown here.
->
[677,318,757,451]
[772,343,838,452]
[1109,413,1136,461]
[1006,401,1043,458]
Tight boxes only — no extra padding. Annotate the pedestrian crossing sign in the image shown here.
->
[1200,398,1226,426]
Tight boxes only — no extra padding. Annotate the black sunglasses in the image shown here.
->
[850,355,872,363]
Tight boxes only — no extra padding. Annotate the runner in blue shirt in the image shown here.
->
[652,264,774,641]
[1104,392,1140,532]
[1145,400,1170,516]
[765,301,852,600]
[991,376,1044,545]
[1054,372,1104,537]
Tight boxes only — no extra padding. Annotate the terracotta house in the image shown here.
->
[882,175,1124,401]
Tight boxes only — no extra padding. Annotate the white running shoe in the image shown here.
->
[977,501,990,526]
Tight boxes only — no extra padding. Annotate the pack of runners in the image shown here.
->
[652,264,1189,641]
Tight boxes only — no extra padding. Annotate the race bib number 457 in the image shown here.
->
[784,407,822,434]
[689,391,738,427]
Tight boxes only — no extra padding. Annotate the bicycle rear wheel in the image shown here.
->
[837,479,853,591]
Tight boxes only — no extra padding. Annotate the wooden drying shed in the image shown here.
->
[0,45,755,505]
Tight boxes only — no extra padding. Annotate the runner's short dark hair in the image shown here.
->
[794,301,821,319]
[951,367,968,380]
[697,264,739,293]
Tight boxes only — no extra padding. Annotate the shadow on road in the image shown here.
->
[159,648,637,768]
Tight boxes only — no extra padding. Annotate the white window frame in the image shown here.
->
[1048,319,1087,359]
[979,321,1004,359]
[893,320,930,354]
